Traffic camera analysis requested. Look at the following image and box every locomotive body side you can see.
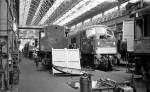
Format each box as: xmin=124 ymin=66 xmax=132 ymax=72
xmin=133 ymin=9 xmax=150 ymax=76
xmin=69 ymin=30 xmax=95 ymax=68
xmin=80 ymin=31 xmax=94 ymax=54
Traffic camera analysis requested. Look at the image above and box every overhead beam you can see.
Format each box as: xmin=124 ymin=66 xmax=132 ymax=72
xmin=18 ymin=26 xmax=43 ymax=29
xmin=18 ymin=38 xmax=37 ymax=39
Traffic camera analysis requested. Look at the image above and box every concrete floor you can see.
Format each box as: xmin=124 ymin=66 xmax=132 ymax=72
xmin=18 ymin=57 xmax=78 ymax=92
xmin=5 ymin=57 xmax=149 ymax=92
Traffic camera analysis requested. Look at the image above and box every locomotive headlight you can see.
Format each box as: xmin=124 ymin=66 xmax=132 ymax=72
xmin=113 ymin=42 xmax=116 ymax=46
xmin=98 ymin=42 xmax=100 ymax=45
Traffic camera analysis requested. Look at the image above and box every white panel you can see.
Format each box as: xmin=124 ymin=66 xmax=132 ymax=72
xmin=96 ymin=47 xmax=117 ymax=54
xmin=52 ymin=49 xmax=66 ymax=61
xmin=67 ymin=49 xmax=80 ymax=61
xmin=127 ymin=38 xmax=134 ymax=52
xmin=52 ymin=48 xmax=81 ymax=74
xmin=122 ymin=20 xmax=134 ymax=51
xmin=123 ymin=21 xmax=134 ymax=39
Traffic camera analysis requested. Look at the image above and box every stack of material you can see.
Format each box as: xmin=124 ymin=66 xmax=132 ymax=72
xmin=67 ymin=78 xmax=134 ymax=92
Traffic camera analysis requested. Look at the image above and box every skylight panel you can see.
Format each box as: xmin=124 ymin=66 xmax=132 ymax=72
xmin=31 ymin=0 xmax=44 ymax=25
xmin=92 ymin=13 xmax=102 ymax=20
xmin=104 ymin=6 xmax=118 ymax=15
xmin=39 ymin=0 xmax=65 ymax=25
xmin=129 ymin=0 xmax=140 ymax=3
xmin=120 ymin=2 xmax=128 ymax=9
xmin=19 ymin=0 xmax=32 ymax=26
xmin=53 ymin=0 xmax=89 ymax=25
xmin=77 ymin=22 xmax=82 ymax=27
xmin=32 ymin=0 xmax=54 ymax=25
xmin=53 ymin=0 xmax=116 ymax=26
xmin=84 ymin=18 xmax=91 ymax=24
xmin=19 ymin=0 xmax=26 ymax=26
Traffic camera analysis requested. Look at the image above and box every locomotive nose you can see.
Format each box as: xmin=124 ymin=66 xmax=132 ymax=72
xmin=95 ymin=47 xmax=101 ymax=55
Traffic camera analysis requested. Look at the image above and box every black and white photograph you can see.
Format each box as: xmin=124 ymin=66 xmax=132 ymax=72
xmin=0 ymin=0 xmax=150 ymax=92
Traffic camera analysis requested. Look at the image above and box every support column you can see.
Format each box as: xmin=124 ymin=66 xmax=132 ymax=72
xmin=0 ymin=0 xmax=8 ymax=90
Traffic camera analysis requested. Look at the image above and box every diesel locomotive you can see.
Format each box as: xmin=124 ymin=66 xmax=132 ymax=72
xmin=69 ymin=25 xmax=117 ymax=71
xmin=22 ymin=25 xmax=68 ymax=68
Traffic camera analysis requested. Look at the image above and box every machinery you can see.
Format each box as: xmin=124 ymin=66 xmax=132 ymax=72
xmin=69 ymin=25 xmax=117 ymax=71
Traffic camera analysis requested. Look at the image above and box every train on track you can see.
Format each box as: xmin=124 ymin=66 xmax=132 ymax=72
xmin=37 ymin=25 xmax=68 ymax=68
xmin=68 ymin=25 xmax=117 ymax=71
xmin=22 ymin=24 xmax=117 ymax=71
xmin=23 ymin=40 xmax=35 ymax=58
xmin=22 ymin=1 xmax=150 ymax=74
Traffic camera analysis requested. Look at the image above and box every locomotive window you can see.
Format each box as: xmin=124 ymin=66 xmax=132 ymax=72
xmin=144 ymin=15 xmax=150 ymax=37
xmin=99 ymin=35 xmax=107 ymax=39
xmin=99 ymin=30 xmax=113 ymax=39
xmin=106 ymin=30 xmax=114 ymax=39
xmin=107 ymin=30 xmax=113 ymax=36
